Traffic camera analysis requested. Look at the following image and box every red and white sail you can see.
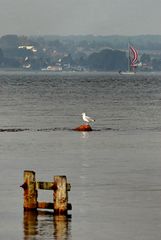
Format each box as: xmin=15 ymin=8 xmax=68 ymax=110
xmin=129 ymin=45 xmax=139 ymax=67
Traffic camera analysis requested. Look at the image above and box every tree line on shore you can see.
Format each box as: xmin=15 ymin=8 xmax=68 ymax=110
xmin=0 ymin=34 xmax=161 ymax=71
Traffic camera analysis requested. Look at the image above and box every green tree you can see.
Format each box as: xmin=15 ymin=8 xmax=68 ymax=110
xmin=0 ymin=35 xmax=19 ymax=48
xmin=87 ymin=49 xmax=127 ymax=71
xmin=0 ymin=48 xmax=4 ymax=64
xmin=140 ymin=53 xmax=151 ymax=64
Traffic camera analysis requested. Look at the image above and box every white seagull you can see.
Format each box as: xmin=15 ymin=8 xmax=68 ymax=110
xmin=81 ymin=112 xmax=95 ymax=124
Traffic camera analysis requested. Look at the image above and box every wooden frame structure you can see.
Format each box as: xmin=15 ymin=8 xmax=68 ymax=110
xmin=21 ymin=170 xmax=72 ymax=215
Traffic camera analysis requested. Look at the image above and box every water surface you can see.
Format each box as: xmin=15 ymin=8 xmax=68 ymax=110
xmin=0 ymin=71 xmax=161 ymax=240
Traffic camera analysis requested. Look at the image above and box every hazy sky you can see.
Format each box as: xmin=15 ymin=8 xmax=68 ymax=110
xmin=0 ymin=0 xmax=161 ymax=36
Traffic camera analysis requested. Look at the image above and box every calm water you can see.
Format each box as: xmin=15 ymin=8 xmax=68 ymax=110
xmin=0 ymin=71 xmax=161 ymax=240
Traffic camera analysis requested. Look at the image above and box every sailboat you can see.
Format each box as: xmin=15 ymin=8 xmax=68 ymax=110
xmin=119 ymin=44 xmax=139 ymax=75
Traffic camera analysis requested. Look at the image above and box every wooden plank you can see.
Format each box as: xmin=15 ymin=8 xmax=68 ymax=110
xmin=36 ymin=181 xmax=71 ymax=191
xmin=37 ymin=202 xmax=72 ymax=210
xmin=38 ymin=202 xmax=53 ymax=209
xmin=36 ymin=182 xmax=54 ymax=190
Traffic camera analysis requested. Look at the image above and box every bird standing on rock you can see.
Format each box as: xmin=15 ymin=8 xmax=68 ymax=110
xmin=81 ymin=113 xmax=95 ymax=124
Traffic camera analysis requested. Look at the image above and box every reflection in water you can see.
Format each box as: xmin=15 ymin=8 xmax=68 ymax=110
xmin=23 ymin=211 xmax=71 ymax=240
xmin=24 ymin=211 xmax=38 ymax=238
xmin=81 ymin=131 xmax=89 ymax=139
xmin=54 ymin=215 xmax=70 ymax=240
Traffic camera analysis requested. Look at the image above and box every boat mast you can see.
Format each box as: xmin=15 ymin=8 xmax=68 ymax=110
xmin=128 ymin=42 xmax=130 ymax=72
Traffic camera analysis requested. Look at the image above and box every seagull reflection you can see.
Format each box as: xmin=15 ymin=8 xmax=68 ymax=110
xmin=81 ymin=131 xmax=89 ymax=139
xmin=23 ymin=210 xmax=71 ymax=240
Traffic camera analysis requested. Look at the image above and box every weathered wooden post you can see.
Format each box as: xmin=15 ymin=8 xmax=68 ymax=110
xmin=21 ymin=170 xmax=38 ymax=210
xmin=54 ymin=176 xmax=68 ymax=215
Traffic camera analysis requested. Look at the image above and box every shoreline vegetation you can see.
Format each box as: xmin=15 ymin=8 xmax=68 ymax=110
xmin=0 ymin=34 xmax=161 ymax=72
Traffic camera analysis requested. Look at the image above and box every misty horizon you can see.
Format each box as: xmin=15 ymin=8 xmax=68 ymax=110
xmin=0 ymin=0 xmax=161 ymax=36
xmin=1 ymin=33 xmax=161 ymax=39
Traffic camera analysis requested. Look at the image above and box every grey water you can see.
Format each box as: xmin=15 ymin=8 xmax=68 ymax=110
xmin=0 ymin=71 xmax=161 ymax=240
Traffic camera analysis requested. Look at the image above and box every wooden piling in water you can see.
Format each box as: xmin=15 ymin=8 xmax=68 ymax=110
xmin=54 ymin=176 xmax=68 ymax=215
xmin=21 ymin=171 xmax=71 ymax=215
xmin=23 ymin=170 xmax=38 ymax=210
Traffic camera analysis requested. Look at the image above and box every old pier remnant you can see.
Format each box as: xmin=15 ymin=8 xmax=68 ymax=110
xmin=21 ymin=170 xmax=72 ymax=215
